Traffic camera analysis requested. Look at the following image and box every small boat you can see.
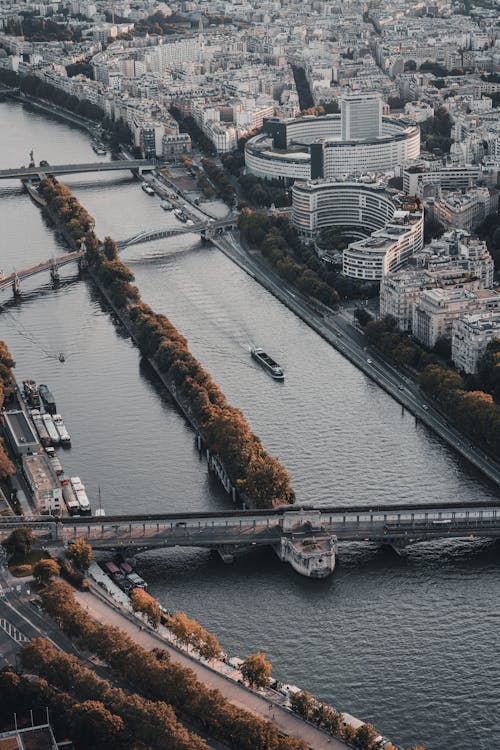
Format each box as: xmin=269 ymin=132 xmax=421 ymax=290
xmin=58 ymin=352 xmax=65 ymax=363
xmin=53 ymin=414 xmax=71 ymax=446
xmin=160 ymin=200 xmax=173 ymax=211
xmin=141 ymin=182 xmax=155 ymax=196
xmin=30 ymin=409 xmax=51 ymax=447
xmin=174 ymin=208 xmax=188 ymax=223
xmin=61 ymin=476 xmax=80 ymax=515
xmin=42 ymin=413 xmax=60 ymax=445
xmin=71 ymin=476 xmax=91 ymax=515
xmin=92 ymin=141 xmax=107 ymax=156
xmin=45 ymin=446 xmax=63 ymax=476
xmin=38 ymin=384 xmax=56 ymax=414
xmin=23 ymin=379 xmax=40 ymax=408
xmin=251 ymin=348 xmax=285 ymax=380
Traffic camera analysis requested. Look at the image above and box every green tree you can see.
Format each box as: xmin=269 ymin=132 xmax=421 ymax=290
xmin=33 ymin=558 xmax=60 ymax=585
xmin=67 ymin=539 xmax=93 ymax=570
xmin=240 ymin=652 xmax=272 ymax=688
xmin=2 ymin=527 xmax=35 ymax=558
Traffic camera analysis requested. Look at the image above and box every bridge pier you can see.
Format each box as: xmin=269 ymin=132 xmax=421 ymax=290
xmin=215 ymin=545 xmax=236 ymax=564
xmin=50 ymin=264 xmax=60 ymax=283
xmin=12 ymin=274 xmax=21 ymax=297
xmin=380 ymin=540 xmax=409 ymax=557
xmin=274 ymin=534 xmax=337 ymax=577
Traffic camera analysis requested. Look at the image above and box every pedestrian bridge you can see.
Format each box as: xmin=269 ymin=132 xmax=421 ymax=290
xmin=0 ymin=160 xmax=157 ymax=181
xmin=2 ymin=501 xmax=500 ymax=578
xmin=0 ymin=249 xmax=86 ymax=296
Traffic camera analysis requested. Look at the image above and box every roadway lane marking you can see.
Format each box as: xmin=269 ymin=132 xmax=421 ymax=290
xmin=0 ymin=598 xmax=61 ymax=650
xmin=0 ymin=617 xmax=29 ymax=644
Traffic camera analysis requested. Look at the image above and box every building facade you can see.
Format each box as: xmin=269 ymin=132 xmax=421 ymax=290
xmin=292 ymin=179 xmax=424 ymax=280
xmin=452 ymin=312 xmax=500 ymax=374
xmin=245 ymin=111 xmax=420 ymax=182
xmin=413 ymin=287 xmax=500 ymax=349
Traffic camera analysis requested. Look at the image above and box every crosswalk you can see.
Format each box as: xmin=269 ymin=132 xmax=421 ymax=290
xmin=0 ymin=617 xmax=29 ymax=644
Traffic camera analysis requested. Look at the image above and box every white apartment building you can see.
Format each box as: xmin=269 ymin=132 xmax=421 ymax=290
xmin=402 ymin=164 xmax=483 ymax=197
xmin=340 ymin=92 xmax=382 ymax=141
xmin=452 ymin=312 xmax=500 ymax=374
xmin=432 ymin=187 xmax=498 ymax=231
xmin=404 ymin=101 xmax=434 ymax=123
xmin=380 ymin=268 xmax=484 ymax=332
xmin=162 ymin=132 xmax=192 ymax=158
xmin=413 ymin=287 xmax=500 ymax=349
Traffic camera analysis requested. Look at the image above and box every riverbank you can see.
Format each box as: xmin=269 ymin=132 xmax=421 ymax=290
xmin=215 ymin=233 xmax=500 ymax=495
xmin=9 ymin=91 xmax=96 ymax=135
xmin=72 ymin=577 xmax=352 ymax=750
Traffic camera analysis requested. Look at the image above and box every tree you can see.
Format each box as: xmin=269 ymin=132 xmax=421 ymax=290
xmin=354 ymin=722 xmax=380 ymax=749
xmin=130 ymin=588 xmax=161 ymax=628
xmin=67 ymin=539 xmax=93 ymax=570
xmin=2 ymin=527 xmax=35 ymax=558
xmin=33 ymin=558 xmax=60 ymax=585
xmin=290 ymin=690 xmax=315 ymax=720
xmin=66 ymin=700 xmax=125 ymax=750
xmin=0 ymin=439 xmax=14 ymax=479
xmin=240 ymin=652 xmax=272 ymax=688
xmin=354 ymin=307 xmax=374 ymax=327
xmin=424 ymin=216 xmax=445 ymax=243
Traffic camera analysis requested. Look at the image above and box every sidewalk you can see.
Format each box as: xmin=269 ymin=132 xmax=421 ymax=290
xmin=73 ymin=586 xmax=348 ymax=750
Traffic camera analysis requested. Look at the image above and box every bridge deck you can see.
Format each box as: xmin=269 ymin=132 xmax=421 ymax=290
xmin=0 ymin=160 xmax=156 ymax=180
xmin=2 ymin=503 xmax=499 ymax=551
xmin=0 ymin=250 xmax=84 ymax=291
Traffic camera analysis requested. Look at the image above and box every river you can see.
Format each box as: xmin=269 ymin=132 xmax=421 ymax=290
xmin=0 ymin=99 xmax=499 ymax=750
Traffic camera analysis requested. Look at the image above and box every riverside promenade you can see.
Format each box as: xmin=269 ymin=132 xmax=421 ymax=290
xmin=73 ymin=584 xmax=348 ymax=750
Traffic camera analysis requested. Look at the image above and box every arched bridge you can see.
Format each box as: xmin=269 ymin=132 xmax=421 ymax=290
xmin=2 ymin=501 xmax=500 ymax=578
xmin=0 ymin=160 xmax=158 ymax=181
xmin=0 ymin=249 xmax=86 ymax=296
xmin=117 ymin=217 xmax=238 ymax=248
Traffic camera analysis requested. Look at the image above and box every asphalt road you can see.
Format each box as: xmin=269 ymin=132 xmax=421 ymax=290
xmin=214 ymin=232 xmax=500 ymax=495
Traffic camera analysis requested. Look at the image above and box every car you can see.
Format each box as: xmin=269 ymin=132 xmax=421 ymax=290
xmin=175 ymin=521 xmax=187 ymax=527
xmin=366 ymin=358 xmax=373 ymax=364
xmin=398 ymin=385 xmax=404 ymax=391
xmin=422 ymin=404 xmax=429 ymax=411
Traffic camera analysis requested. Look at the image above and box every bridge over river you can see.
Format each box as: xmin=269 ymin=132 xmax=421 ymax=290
xmin=2 ymin=502 xmax=499 ymax=578
xmin=0 ymin=159 xmax=157 ymax=181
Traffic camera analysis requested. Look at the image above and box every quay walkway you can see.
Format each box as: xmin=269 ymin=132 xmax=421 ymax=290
xmin=74 ymin=583 xmax=349 ymax=750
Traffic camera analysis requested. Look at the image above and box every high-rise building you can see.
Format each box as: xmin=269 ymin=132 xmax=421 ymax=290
xmin=340 ymin=92 xmax=382 ymax=141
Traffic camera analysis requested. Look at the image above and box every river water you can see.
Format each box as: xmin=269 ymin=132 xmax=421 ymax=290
xmin=1 ymin=100 xmax=499 ymax=750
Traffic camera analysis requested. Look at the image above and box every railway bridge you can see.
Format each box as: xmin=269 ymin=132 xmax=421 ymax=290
xmin=1 ymin=501 xmax=500 ymax=578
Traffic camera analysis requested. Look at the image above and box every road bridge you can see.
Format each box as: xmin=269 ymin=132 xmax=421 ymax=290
xmin=0 ymin=160 xmax=157 ymax=181
xmin=0 ymin=248 xmax=87 ymax=297
xmin=2 ymin=501 xmax=500 ymax=577
xmin=117 ymin=217 xmax=238 ymax=248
